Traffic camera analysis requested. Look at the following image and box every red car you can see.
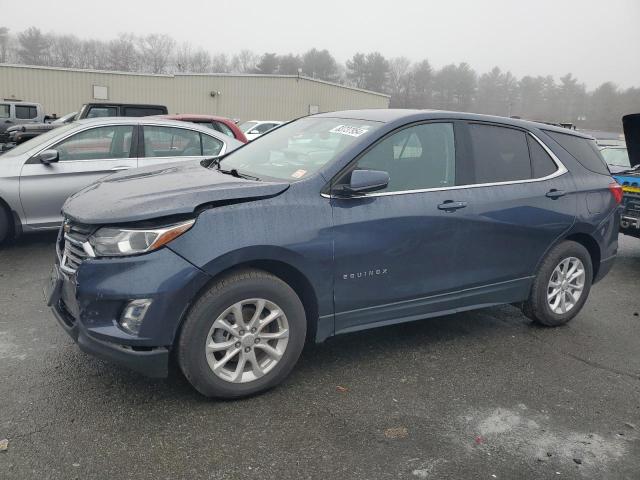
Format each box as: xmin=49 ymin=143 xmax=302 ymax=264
xmin=155 ymin=114 xmax=248 ymax=143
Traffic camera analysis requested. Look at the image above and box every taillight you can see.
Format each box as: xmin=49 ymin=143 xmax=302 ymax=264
xmin=609 ymin=182 xmax=623 ymax=204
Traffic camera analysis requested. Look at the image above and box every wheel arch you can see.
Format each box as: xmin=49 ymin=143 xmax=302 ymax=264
xmin=173 ymin=250 xmax=322 ymax=348
xmin=563 ymin=232 xmax=601 ymax=280
xmin=0 ymin=196 xmax=17 ymax=241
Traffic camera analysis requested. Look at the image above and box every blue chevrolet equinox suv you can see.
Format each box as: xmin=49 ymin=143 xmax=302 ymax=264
xmin=46 ymin=110 xmax=622 ymax=398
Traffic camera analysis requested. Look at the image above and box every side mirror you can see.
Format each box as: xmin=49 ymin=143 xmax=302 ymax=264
xmin=341 ymin=169 xmax=389 ymax=195
xmin=38 ymin=149 xmax=59 ymax=165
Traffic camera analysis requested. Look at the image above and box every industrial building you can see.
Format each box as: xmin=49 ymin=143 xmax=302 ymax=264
xmin=0 ymin=64 xmax=390 ymax=120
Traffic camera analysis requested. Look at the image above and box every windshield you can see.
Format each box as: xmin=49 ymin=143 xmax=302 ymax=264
xmin=53 ymin=112 xmax=78 ymax=124
xmin=217 ymin=117 xmax=382 ymax=181
xmin=600 ymin=147 xmax=631 ymax=168
xmin=239 ymin=121 xmax=258 ymax=133
xmin=2 ymin=123 xmax=78 ymax=157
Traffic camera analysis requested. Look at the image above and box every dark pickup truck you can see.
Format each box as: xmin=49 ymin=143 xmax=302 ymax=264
xmin=77 ymin=102 xmax=168 ymax=119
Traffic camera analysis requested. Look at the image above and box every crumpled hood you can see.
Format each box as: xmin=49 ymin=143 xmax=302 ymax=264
xmin=62 ymin=160 xmax=290 ymax=224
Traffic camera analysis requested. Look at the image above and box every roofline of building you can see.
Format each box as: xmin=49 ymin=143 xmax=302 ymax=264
xmin=0 ymin=63 xmax=391 ymax=99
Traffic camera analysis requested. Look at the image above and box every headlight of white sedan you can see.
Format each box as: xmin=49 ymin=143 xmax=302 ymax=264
xmin=89 ymin=219 xmax=195 ymax=257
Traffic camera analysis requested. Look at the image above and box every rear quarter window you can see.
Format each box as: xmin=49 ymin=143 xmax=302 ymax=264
xmin=545 ymin=131 xmax=609 ymax=175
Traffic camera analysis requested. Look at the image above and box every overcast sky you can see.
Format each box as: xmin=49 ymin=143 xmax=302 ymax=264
xmin=2 ymin=0 xmax=639 ymax=89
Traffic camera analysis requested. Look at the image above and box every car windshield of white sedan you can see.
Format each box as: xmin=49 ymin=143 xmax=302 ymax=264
xmin=2 ymin=123 xmax=78 ymax=157
xmin=239 ymin=121 xmax=258 ymax=133
xmin=600 ymin=147 xmax=631 ymax=167
xmin=218 ymin=117 xmax=381 ymax=181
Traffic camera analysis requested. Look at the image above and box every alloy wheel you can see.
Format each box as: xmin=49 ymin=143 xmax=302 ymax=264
xmin=205 ymin=298 xmax=289 ymax=383
xmin=547 ymin=257 xmax=585 ymax=315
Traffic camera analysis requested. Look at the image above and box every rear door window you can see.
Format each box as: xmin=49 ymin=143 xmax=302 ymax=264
xmin=0 ymin=104 xmax=9 ymax=118
xmin=544 ymin=130 xmax=609 ymax=175
xmin=143 ymin=126 xmax=202 ymax=157
xmin=469 ymin=124 xmax=531 ymax=183
xmin=527 ymin=135 xmax=558 ymax=178
xmin=15 ymin=105 xmax=38 ymax=120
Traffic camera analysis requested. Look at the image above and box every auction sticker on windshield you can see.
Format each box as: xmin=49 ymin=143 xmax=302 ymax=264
xmin=329 ymin=125 xmax=370 ymax=137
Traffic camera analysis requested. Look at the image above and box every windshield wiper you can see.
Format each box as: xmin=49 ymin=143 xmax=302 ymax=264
xmin=217 ymin=167 xmax=261 ymax=181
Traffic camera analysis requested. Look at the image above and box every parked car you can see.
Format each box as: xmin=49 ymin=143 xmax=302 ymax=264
xmin=600 ymin=145 xmax=631 ymax=174
xmin=0 ymin=117 xmax=241 ymax=243
xmin=76 ymin=103 xmax=168 ymax=119
xmin=46 ymin=110 xmax=621 ymax=399
xmin=239 ymin=120 xmax=283 ymax=140
xmin=156 ymin=114 xmax=248 ymax=143
xmin=614 ymin=113 xmax=640 ymax=238
xmin=6 ymin=111 xmax=78 ymax=145
xmin=0 ymin=101 xmax=45 ymax=142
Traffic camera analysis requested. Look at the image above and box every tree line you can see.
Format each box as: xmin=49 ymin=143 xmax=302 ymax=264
xmin=1 ymin=26 xmax=638 ymax=132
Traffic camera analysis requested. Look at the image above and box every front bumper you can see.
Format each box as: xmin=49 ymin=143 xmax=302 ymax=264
xmin=49 ymin=246 xmax=211 ymax=378
xmin=52 ymin=299 xmax=170 ymax=377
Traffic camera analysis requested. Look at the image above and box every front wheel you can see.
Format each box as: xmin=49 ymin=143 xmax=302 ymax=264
xmin=0 ymin=206 xmax=11 ymax=245
xmin=177 ymin=269 xmax=306 ymax=398
xmin=522 ymin=241 xmax=593 ymax=327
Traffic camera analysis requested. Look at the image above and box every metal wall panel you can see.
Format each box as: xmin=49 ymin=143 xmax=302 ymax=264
xmin=0 ymin=65 xmax=389 ymax=120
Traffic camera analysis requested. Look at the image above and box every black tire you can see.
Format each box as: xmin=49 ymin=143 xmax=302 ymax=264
xmin=0 ymin=205 xmax=11 ymax=245
xmin=177 ymin=269 xmax=306 ymax=398
xmin=522 ymin=240 xmax=593 ymax=327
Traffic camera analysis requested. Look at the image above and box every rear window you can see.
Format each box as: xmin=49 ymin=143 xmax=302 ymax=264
xmin=123 ymin=107 xmax=166 ymax=117
xmin=545 ymin=131 xmax=609 ymax=175
xmin=469 ymin=124 xmax=531 ymax=183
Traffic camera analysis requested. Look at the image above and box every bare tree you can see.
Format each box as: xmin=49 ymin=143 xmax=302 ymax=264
xmin=210 ymin=53 xmax=229 ymax=73
xmin=49 ymin=35 xmax=84 ymax=68
xmin=387 ymin=57 xmax=412 ymax=107
xmin=107 ymin=35 xmax=139 ymax=72
xmin=138 ymin=34 xmax=175 ymax=74
xmin=0 ymin=27 xmax=9 ymax=63
xmin=231 ymin=50 xmax=258 ymax=73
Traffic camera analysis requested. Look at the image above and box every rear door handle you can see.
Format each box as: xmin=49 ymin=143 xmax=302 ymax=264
xmin=546 ymin=189 xmax=566 ymax=199
xmin=438 ymin=200 xmax=468 ymax=211
xmin=110 ymin=166 xmax=130 ymax=171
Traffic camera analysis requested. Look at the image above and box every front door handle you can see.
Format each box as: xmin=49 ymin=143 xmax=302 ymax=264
xmin=110 ymin=166 xmax=131 ymax=171
xmin=546 ymin=189 xmax=566 ymax=199
xmin=438 ymin=200 xmax=468 ymax=211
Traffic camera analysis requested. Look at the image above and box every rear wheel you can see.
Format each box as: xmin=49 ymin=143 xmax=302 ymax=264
xmin=522 ymin=241 xmax=593 ymax=326
xmin=178 ymin=269 xmax=306 ymax=398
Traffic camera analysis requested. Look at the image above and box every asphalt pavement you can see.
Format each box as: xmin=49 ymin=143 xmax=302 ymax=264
xmin=0 ymin=232 xmax=639 ymax=479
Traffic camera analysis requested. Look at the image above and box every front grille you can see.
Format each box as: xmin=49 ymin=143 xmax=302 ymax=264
xmin=58 ymin=221 xmax=95 ymax=275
